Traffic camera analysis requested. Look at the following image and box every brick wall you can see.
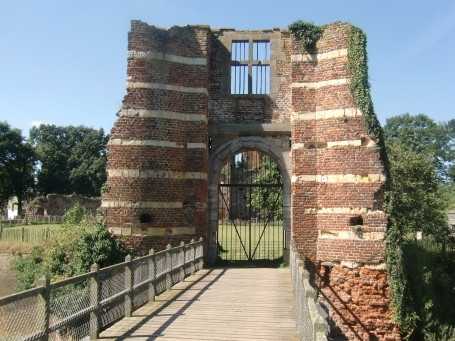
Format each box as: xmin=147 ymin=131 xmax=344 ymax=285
xmin=104 ymin=20 xmax=398 ymax=340
xmin=102 ymin=21 xmax=210 ymax=246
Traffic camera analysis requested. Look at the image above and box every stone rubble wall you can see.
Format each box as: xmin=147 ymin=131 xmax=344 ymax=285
xmin=26 ymin=194 xmax=101 ymax=216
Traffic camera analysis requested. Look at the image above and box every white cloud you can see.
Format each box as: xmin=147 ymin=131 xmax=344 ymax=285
xmin=29 ymin=120 xmax=45 ymax=127
xmin=408 ymin=4 xmax=455 ymax=55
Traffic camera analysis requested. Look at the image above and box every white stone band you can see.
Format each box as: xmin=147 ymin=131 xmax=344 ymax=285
xmin=127 ymin=50 xmax=207 ymax=66
xmin=118 ymin=109 xmax=207 ymax=122
xmin=291 ymin=174 xmax=385 ymax=183
xmin=126 ymin=82 xmax=208 ymax=94
xmin=291 ymin=108 xmax=362 ymax=122
xmin=109 ymin=226 xmax=196 ymax=236
xmin=291 ymin=48 xmax=347 ymax=62
xmin=108 ymin=139 xmax=206 ymax=149
xmin=101 ymin=201 xmax=207 ymax=209
xmin=107 ymin=169 xmax=207 ymax=180
xmin=319 ymin=230 xmax=385 ymax=240
xmin=292 ymin=139 xmax=376 ymax=149
xmin=292 ymin=78 xmax=347 ymax=89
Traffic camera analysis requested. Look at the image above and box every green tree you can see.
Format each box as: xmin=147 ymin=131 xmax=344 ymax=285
xmin=0 ymin=122 xmax=36 ymax=213
xmin=250 ymin=154 xmax=283 ymax=220
xmin=29 ymin=124 xmax=108 ymax=197
xmin=383 ymin=118 xmax=454 ymax=339
xmin=11 ymin=203 xmax=126 ymax=291
xmin=383 ymin=114 xmax=455 ymax=183
xmin=385 ymin=143 xmax=450 ymax=240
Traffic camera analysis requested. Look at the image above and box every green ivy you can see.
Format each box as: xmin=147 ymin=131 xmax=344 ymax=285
xmin=346 ymin=25 xmax=387 ymax=158
xmin=288 ymin=20 xmax=324 ymax=48
xmin=345 ymin=25 xmax=420 ymax=339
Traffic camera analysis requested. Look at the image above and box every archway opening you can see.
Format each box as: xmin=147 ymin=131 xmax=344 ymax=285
xmin=216 ymin=150 xmax=285 ymax=266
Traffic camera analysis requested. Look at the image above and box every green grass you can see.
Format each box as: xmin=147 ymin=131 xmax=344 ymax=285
xmin=0 ymin=225 xmax=62 ymax=243
xmin=217 ymin=220 xmax=284 ymax=262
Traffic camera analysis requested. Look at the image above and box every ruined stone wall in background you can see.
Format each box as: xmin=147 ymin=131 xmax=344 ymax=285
xmin=26 ymin=194 xmax=100 ymax=216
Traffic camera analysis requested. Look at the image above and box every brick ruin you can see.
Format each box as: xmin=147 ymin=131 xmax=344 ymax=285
xmin=26 ymin=194 xmax=101 ymax=217
xmin=102 ymin=20 xmax=401 ymax=340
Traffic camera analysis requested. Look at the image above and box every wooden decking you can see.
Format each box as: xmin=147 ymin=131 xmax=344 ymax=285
xmin=98 ymin=267 xmax=298 ymax=340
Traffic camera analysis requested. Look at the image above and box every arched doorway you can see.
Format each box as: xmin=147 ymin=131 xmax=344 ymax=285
xmin=218 ymin=150 xmax=283 ymax=262
xmin=206 ymin=137 xmax=291 ymax=265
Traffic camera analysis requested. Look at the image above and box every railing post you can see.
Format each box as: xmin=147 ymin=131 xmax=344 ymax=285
xmin=125 ymin=254 xmax=133 ymax=317
xmin=190 ymin=239 xmax=195 ymax=276
xmin=198 ymin=237 xmax=203 ymax=269
xmin=148 ymin=249 xmax=156 ymax=302
xmin=37 ymin=276 xmax=50 ymax=341
xmin=180 ymin=241 xmax=185 ymax=282
xmin=165 ymin=244 xmax=172 ymax=290
xmin=90 ymin=263 xmax=100 ymax=340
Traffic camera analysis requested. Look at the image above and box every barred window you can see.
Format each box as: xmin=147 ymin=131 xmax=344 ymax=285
xmin=231 ymin=40 xmax=270 ymax=95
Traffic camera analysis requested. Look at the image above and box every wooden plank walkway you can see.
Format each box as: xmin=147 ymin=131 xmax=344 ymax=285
xmin=98 ymin=267 xmax=298 ymax=340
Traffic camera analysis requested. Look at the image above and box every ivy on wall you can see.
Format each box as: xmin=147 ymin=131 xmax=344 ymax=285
xmin=346 ymin=24 xmax=416 ymax=338
xmin=345 ymin=25 xmax=387 ymax=161
xmin=288 ymin=20 xmax=324 ymax=48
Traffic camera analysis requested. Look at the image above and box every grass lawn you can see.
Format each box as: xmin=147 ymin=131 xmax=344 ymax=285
xmin=217 ymin=220 xmax=284 ymax=262
xmin=0 ymin=224 xmax=62 ymax=247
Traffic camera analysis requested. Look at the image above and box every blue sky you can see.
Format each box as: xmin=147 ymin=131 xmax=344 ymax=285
xmin=1 ymin=0 xmax=454 ymax=137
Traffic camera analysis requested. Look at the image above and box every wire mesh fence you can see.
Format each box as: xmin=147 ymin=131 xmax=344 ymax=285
xmin=290 ymin=240 xmax=328 ymax=341
xmin=0 ymin=238 xmax=204 ymax=341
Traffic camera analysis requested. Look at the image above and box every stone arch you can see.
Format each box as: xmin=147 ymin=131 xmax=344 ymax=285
xmin=206 ymin=136 xmax=291 ymax=264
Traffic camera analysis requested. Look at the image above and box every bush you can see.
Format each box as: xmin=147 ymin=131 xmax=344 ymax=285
xmin=11 ymin=204 xmax=126 ymax=290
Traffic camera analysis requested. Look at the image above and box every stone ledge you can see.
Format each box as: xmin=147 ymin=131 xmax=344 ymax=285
xmin=208 ymin=123 xmax=291 ymax=136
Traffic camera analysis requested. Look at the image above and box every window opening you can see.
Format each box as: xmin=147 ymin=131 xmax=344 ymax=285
xmin=253 ymin=41 xmax=270 ymax=60
xmin=231 ymin=40 xmax=270 ymax=95
xmin=231 ymin=41 xmax=249 ymax=61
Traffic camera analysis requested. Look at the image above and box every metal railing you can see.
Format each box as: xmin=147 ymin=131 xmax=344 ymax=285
xmin=290 ymin=240 xmax=328 ymax=341
xmin=0 ymin=238 xmax=204 ymax=341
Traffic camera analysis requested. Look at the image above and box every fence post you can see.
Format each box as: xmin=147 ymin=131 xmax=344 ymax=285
xmin=165 ymin=244 xmax=172 ymax=290
xmin=198 ymin=237 xmax=203 ymax=269
xmin=190 ymin=239 xmax=195 ymax=276
xmin=148 ymin=249 xmax=156 ymax=302
xmin=179 ymin=240 xmax=185 ymax=282
xmin=37 ymin=276 xmax=50 ymax=341
xmin=21 ymin=227 xmax=25 ymax=242
xmin=125 ymin=255 xmax=133 ymax=318
xmin=90 ymin=263 xmax=100 ymax=340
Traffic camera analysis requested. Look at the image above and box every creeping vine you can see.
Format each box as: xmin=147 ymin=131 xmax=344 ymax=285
xmin=346 ymin=24 xmax=417 ymax=338
xmin=288 ymin=20 xmax=324 ymax=48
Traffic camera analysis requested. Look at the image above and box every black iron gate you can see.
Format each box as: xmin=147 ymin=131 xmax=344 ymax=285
xmin=217 ymin=151 xmax=284 ymax=262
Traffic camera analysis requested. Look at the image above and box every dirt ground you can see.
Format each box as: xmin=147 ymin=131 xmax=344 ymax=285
xmin=0 ymin=251 xmax=21 ymax=298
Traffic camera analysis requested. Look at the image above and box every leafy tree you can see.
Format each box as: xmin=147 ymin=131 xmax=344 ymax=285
xmin=250 ymin=154 xmax=283 ymax=220
xmin=385 ymin=143 xmax=450 ymax=240
xmin=383 ymin=116 xmax=454 ymax=339
xmin=29 ymin=124 xmax=108 ymax=197
xmin=383 ymin=114 xmax=455 ymax=183
xmin=11 ymin=204 xmax=126 ymax=291
xmin=0 ymin=122 xmax=36 ymax=213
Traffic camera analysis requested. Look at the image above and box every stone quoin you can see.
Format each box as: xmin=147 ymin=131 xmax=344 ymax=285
xmin=102 ymin=20 xmax=400 ymax=340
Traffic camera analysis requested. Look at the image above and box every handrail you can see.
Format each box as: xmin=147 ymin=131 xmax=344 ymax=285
xmin=290 ymin=240 xmax=329 ymax=341
xmin=0 ymin=238 xmax=204 ymax=341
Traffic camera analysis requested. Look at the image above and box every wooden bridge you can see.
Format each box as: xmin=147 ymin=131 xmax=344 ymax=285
xmin=0 ymin=240 xmax=328 ymax=341
xmin=98 ymin=267 xmax=298 ymax=341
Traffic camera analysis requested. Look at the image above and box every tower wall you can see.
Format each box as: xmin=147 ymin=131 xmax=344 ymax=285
xmin=102 ymin=21 xmax=210 ymax=253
